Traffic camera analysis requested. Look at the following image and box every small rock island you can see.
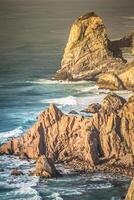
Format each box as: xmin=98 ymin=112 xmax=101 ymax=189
xmin=54 ymin=12 xmax=134 ymax=91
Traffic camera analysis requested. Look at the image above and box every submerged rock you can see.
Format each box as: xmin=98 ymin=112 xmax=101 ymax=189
xmin=54 ymin=11 xmax=134 ymax=91
xmin=0 ymin=94 xmax=134 ymax=175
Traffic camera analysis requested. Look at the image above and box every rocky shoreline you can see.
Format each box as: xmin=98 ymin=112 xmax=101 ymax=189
xmin=0 ymin=93 xmax=134 ymax=179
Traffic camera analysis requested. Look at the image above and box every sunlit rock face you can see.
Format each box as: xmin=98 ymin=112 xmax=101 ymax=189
xmin=54 ymin=12 xmax=125 ymax=81
xmin=125 ymin=179 xmax=134 ymax=200
xmin=97 ymin=62 xmax=134 ymax=91
xmin=0 ymin=93 xmax=134 ymax=175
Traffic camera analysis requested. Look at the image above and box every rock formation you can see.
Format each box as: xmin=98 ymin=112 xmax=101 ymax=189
xmin=125 ymin=179 xmax=134 ymax=200
xmin=97 ymin=63 xmax=134 ymax=91
xmin=0 ymin=93 xmax=134 ymax=175
xmin=82 ymin=103 xmax=101 ymax=113
xmin=54 ymin=12 xmax=126 ymax=81
xmin=54 ymin=12 xmax=134 ymax=91
xmin=33 ymin=155 xmax=59 ymax=178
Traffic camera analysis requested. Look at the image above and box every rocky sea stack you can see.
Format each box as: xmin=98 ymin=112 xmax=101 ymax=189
xmin=54 ymin=12 xmax=134 ymax=91
xmin=0 ymin=93 xmax=134 ymax=177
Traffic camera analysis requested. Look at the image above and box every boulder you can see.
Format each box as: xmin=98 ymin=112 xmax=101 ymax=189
xmin=54 ymin=12 xmax=125 ymax=81
xmin=34 ymin=155 xmax=59 ymax=178
xmin=11 ymin=168 xmax=23 ymax=176
xmin=82 ymin=103 xmax=101 ymax=113
xmin=97 ymin=73 xmax=125 ymax=90
xmin=125 ymin=179 xmax=134 ymax=200
xmin=97 ymin=64 xmax=134 ymax=91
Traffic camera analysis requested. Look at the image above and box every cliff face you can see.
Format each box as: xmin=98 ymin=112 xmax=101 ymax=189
xmin=0 ymin=93 xmax=134 ymax=174
xmin=54 ymin=12 xmax=134 ymax=91
xmin=125 ymin=179 xmax=134 ymax=200
xmin=54 ymin=12 xmax=125 ymax=81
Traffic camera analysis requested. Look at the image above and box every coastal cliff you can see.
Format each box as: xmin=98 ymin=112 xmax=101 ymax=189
xmin=54 ymin=12 xmax=134 ymax=91
xmin=0 ymin=93 xmax=134 ymax=176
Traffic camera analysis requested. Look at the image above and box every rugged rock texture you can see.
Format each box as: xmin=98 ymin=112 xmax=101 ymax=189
xmin=125 ymin=179 xmax=134 ymax=200
xmin=82 ymin=103 xmax=101 ymax=113
xmin=54 ymin=12 xmax=125 ymax=81
xmin=54 ymin=12 xmax=134 ymax=91
xmin=0 ymin=93 xmax=134 ymax=174
xmin=97 ymin=64 xmax=134 ymax=91
xmin=33 ymin=155 xmax=59 ymax=178
xmin=97 ymin=73 xmax=125 ymax=90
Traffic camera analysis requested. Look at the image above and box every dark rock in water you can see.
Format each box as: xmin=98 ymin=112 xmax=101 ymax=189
xmin=11 ymin=168 xmax=23 ymax=176
xmin=0 ymin=168 xmax=4 ymax=172
xmin=82 ymin=103 xmax=101 ymax=113
xmin=33 ymin=155 xmax=60 ymax=178
xmin=68 ymin=110 xmax=78 ymax=115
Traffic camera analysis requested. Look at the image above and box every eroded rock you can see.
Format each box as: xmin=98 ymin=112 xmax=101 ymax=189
xmin=33 ymin=155 xmax=59 ymax=178
xmin=54 ymin=12 xmax=125 ymax=81
xmin=0 ymin=94 xmax=134 ymax=175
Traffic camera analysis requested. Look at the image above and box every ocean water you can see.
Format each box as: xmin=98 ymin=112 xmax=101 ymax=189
xmin=0 ymin=0 xmax=134 ymax=199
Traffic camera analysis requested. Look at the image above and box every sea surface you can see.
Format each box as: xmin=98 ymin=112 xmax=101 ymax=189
xmin=0 ymin=0 xmax=134 ymax=199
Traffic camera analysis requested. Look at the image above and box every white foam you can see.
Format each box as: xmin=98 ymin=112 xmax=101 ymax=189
xmin=26 ymin=78 xmax=88 ymax=85
xmin=50 ymin=192 xmax=63 ymax=200
xmin=41 ymin=96 xmax=78 ymax=106
xmin=0 ymin=126 xmax=24 ymax=143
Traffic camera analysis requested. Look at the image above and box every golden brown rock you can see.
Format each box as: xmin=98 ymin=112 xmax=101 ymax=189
xmin=0 ymin=94 xmax=134 ymax=174
xmin=54 ymin=12 xmax=125 ymax=81
xmin=34 ymin=155 xmax=59 ymax=178
xmin=125 ymin=179 xmax=134 ymax=200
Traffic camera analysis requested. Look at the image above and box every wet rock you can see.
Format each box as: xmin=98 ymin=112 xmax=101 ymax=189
xmin=0 ymin=168 xmax=4 ymax=172
xmin=33 ymin=155 xmax=60 ymax=178
xmin=82 ymin=103 xmax=101 ymax=113
xmin=11 ymin=168 xmax=23 ymax=176
xmin=68 ymin=110 xmax=78 ymax=115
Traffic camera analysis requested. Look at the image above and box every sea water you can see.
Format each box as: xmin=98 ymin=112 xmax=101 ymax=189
xmin=0 ymin=0 xmax=134 ymax=199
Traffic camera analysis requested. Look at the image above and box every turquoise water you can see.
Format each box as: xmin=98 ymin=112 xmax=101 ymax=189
xmin=0 ymin=0 xmax=134 ymax=199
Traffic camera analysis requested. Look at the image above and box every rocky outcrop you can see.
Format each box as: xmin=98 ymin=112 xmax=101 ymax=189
xmin=125 ymin=179 xmax=134 ymax=200
xmin=82 ymin=103 xmax=101 ymax=113
xmin=110 ymin=31 xmax=134 ymax=57
xmin=54 ymin=12 xmax=125 ymax=81
xmin=33 ymin=155 xmax=59 ymax=178
xmin=97 ymin=63 xmax=134 ymax=91
xmin=54 ymin=12 xmax=134 ymax=91
xmin=0 ymin=94 xmax=134 ymax=175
